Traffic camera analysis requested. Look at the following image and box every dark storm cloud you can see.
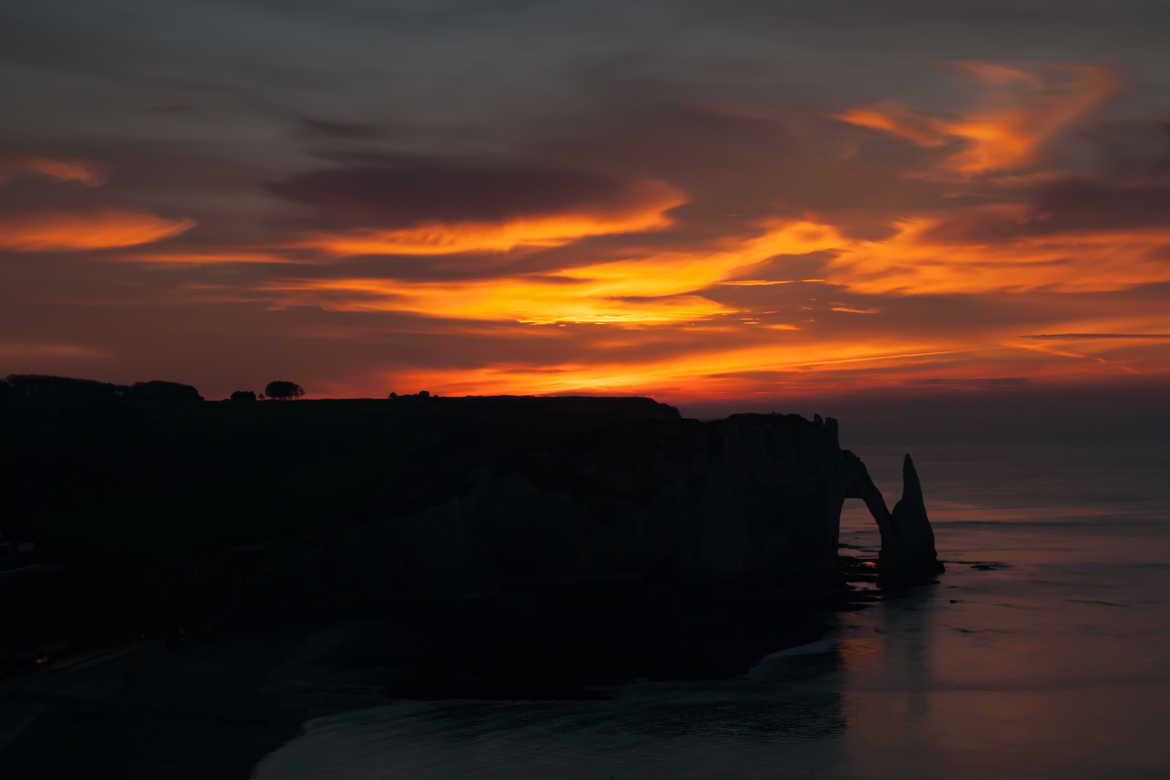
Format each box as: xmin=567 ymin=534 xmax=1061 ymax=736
xmin=269 ymin=155 xmax=668 ymax=230
xmin=298 ymin=118 xmax=381 ymax=140
xmin=925 ymin=178 xmax=1170 ymax=244
xmin=1026 ymin=178 xmax=1170 ymax=233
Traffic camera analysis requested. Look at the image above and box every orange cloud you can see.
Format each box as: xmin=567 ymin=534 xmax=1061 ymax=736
xmin=995 ymin=316 xmax=1170 ymax=376
xmin=262 ymin=220 xmax=845 ymax=325
xmin=831 ymin=104 xmax=948 ymax=148
xmin=822 ymin=217 xmax=1170 ymax=295
xmin=656 ymin=212 xmax=1170 ymax=297
xmin=719 ymin=279 xmax=801 ymax=287
xmin=264 ymin=277 xmax=732 ymax=325
xmin=0 ymin=209 xmax=195 ymax=251
xmin=833 ymin=62 xmax=1118 ymax=175
xmin=0 ymin=153 xmax=106 ymax=186
xmin=295 ymin=180 xmax=685 ymax=256
xmin=24 ymin=157 xmax=106 ymax=186
xmin=950 ymin=61 xmax=1045 ymax=87
xmin=555 ymin=221 xmax=843 ymax=297
xmin=264 ymin=200 xmax=1170 ymax=329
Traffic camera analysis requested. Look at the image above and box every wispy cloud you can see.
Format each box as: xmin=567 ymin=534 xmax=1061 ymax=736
xmin=0 ymin=342 xmax=109 ymax=359
xmin=833 ymin=62 xmax=1118 ymax=175
xmin=0 ymin=152 xmax=107 ymax=187
xmin=0 ymin=209 xmax=194 ymax=251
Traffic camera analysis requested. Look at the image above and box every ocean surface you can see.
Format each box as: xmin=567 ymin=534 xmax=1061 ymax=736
xmin=252 ymin=438 xmax=1170 ymax=779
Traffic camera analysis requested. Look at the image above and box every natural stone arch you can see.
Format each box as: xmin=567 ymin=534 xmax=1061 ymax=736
xmin=842 ymin=450 xmax=943 ymax=583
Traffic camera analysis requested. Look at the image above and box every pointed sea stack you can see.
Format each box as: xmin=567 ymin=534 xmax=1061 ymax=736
xmin=881 ymin=454 xmax=944 ymax=583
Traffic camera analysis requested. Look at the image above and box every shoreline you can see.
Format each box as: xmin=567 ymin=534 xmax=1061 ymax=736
xmin=1 ymin=631 xmax=308 ymax=780
xmin=0 ymin=553 xmax=894 ymax=779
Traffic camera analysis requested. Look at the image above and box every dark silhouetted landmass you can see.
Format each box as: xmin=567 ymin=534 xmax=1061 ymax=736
xmin=2 ymin=377 xmax=938 ymax=657
xmin=6 ymin=374 xmax=202 ymax=404
xmin=7 ymin=373 xmax=128 ymax=403
xmin=0 ymin=375 xmax=940 ymax=777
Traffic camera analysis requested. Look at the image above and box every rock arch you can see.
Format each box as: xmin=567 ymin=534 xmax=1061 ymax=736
xmin=842 ymin=450 xmax=943 ymax=583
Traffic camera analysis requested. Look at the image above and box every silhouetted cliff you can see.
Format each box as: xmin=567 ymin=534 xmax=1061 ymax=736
xmin=1 ymin=385 xmax=940 ymax=666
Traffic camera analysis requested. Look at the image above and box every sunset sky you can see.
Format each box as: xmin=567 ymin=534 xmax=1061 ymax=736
xmin=5 ymin=1 xmax=1170 ymax=414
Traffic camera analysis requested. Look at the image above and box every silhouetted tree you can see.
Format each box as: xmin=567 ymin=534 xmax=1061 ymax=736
xmin=230 ymin=390 xmax=257 ymax=402
xmin=265 ymin=380 xmax=304 ymax=400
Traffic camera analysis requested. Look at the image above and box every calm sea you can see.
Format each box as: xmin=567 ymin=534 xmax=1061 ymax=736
xmin=253 ymin=438 xmax=1170 ymax=779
